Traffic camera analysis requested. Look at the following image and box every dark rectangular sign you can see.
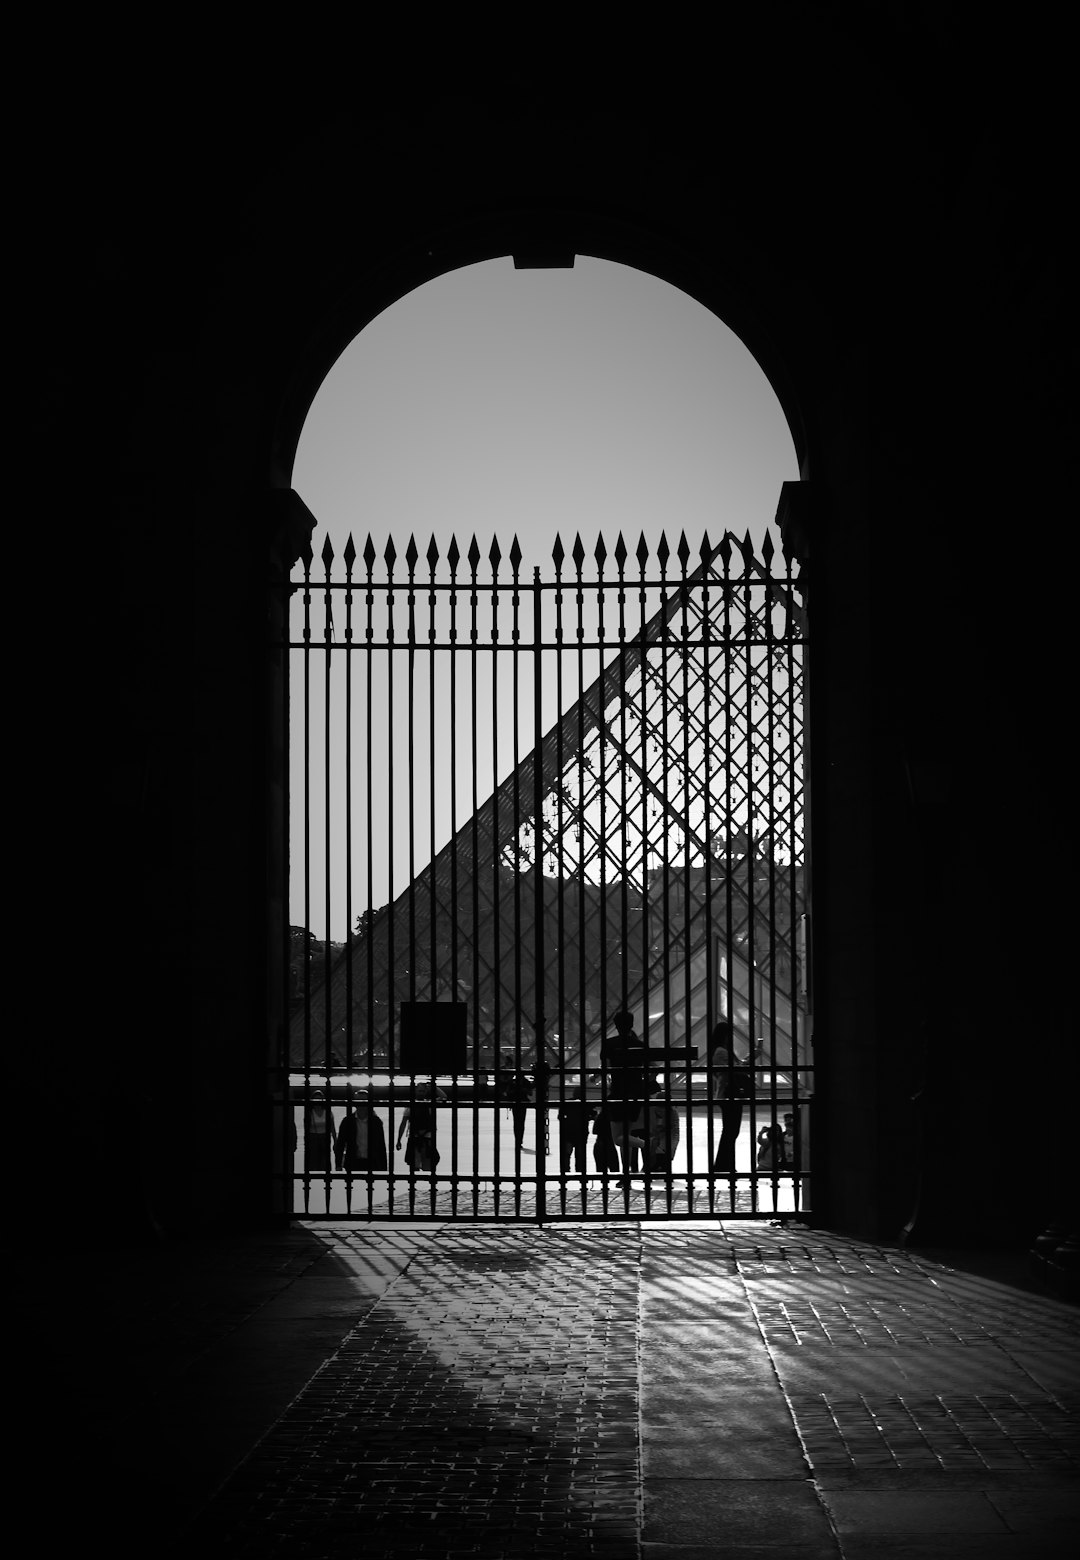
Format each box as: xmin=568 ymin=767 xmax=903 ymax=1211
xmin=399 ymin=1001 xmax=468 ymax=1074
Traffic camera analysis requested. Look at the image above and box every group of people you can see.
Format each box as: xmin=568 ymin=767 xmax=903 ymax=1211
xmin=300 ymin=1015 xmax=799 ymax=1178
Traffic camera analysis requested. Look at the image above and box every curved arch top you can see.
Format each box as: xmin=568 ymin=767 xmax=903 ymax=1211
xmin=270 ymin=205 xmax=812 ymax=490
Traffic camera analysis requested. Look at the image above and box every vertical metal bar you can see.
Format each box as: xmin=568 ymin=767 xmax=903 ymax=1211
xmin=616 ymin=540 xmax=634 ymax=1208
xmin=343 ymin=536 xmax=355 ymax=1217
xmin=533 ymin=566 xmax=547 ymax=1225
xmin=700 ymin=534 xmax=715 ymax=1221
xmin=322 ymin=537 xmax=334 ymax=1215
xmin=300 ymin=543 xmax=312 ymax=1215
xmin=573 ymin=538 xmax=596 ymax=1211
xmin=489 ymin=541 xmax=503 ymax=1214
xmin=656 ymin=534 xmax=674 ymax=1215
xmin=510 ymin=540 xmax=524 ymax=1212
xmin=384 ymin=540 xmax=403 ymax=1213
xmin=464 ymin=542 xmax=482 ymax=1215
xmin=280 ymin=551 xmax=294 ymax=1219
xmin=764 ymin=537 xmax=782 ymax=1217
xmin=552 ymin=540 xmax=572 ymax=1213
xmin=785 ymin=539 xmax=805 ymax=1210
xmin=742 ymin=533 xmax=758 ymax=1217
xmin=364 ymin=539 xmax=376 ymax=1214
xmin=637 ymin=537 xmax=654 ymax=1211
xmin=718 ymin=533 xmax=735 ymax=1215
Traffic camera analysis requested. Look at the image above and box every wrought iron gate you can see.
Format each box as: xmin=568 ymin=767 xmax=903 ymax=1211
xmin=275 ymin=525 xmax=810 ymax=1220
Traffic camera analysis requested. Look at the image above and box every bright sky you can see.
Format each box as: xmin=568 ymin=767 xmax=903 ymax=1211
xmin=291 ymin=257 xmax=799 ymax=940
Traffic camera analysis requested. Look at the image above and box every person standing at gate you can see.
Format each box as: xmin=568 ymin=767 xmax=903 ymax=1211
xmin=602 ymin=1011 xmax=650 ymax=1172
xmin=304 ymin=1088 xmax=336 ymax=1174
xmin=557 ymin=1085 xmax=592 ymax=1173
xmin=708 ymin=1021 xmax=752 ymax=1173
xmin=396 ymin=1084 xmax=445 ymax=1173
xmin=756 ymin=1122 xmax=784 ymax=1170
xmin=782 ymin=1111 xmax=798 ymax=1170
xmin=644 ymin=1080 xmax=681 ymax=1173
xmin=336 ymin=1090 xmax=387 ymax=1173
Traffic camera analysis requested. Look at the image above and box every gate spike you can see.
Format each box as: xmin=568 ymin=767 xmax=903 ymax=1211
xmin=594 ymin=533 xmax=608 ymax=568
xmin=571 ymin=533 xmax=586 ymax=571
xmin=636 ymin=533 xmax=650 ymax=569
xmin=718 ymin=532 xmax=732 ymax=567
xmin=761 ymin=530 xmax=775 ymax=567
xmin=488 ymin=536 xmax=502 ymax=570
xmin=614 ymin=532 xmax=628 ymax=570
xmin=384 ymin=536 xmax=397 ymax=568
xmin=551 ymin=533 xmax=565 ymax=569
xmin=447 ymin=534 xmax=461 ymax=572
xmin=343 ymin=534 xmax=357 ymax=572
xmin=699 ymin=531 xmax=713 ymax=568
xmin=509 ymin=535 xmax=523 ymax=573
xmin=363 ymin=534 xmax=377 ymax=570
xmin=741 ymin=529 xmax=754 ymax=570
xmin=677 ymin=531 xmax=691 ymax=570
xmin=426 ymin=534 xmax=440 ymax=570
xmin=321 ymin=533 xmax=335 ymax=568
xmin=657 ymin=531 xmax=670 ymax=569
xmin=405 ymin=534 xmax=419 ymax=572
xmin=467 ymin=535 xmax=481 ymax=572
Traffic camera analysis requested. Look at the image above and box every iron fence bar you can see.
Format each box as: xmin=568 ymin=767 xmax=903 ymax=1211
xmin=784 ymin=537 xmax=806 ymax=1208
xmin=488 ymin=540 xmax=505 ymax=1213
xmin=552 ymin=543 xmax=574 ymax=1213
xmin=363 ymin=542 xmax=377 ymax=1213
xmin=279 ymin=561 xmax=293 ymax=1216
xmin=343 ymin=538 xmax=355 ymax=1086
xmin=533 ymin=567 xmax=547 ymax=1224
xmin=678 ymin=537 xmax=694 ymax=1219
xmin=300 ymin=544 xmax=313 ymax=1213
xmin=700 ymin=534 xmax=716 ymax=1219
xmin=322 ymin=536 xmax=335 ymax=1212
xmin=763 ymin=534 xmax=780 ymax=1212
xmin=469 ymin=541 xmax=482 ymax=1180
xmin=740 ymin=533 xmax=760 ymax=1217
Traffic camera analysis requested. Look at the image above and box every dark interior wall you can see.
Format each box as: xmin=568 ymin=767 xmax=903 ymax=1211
xmin=23 ymin=16 xmax=1071 ymax=1246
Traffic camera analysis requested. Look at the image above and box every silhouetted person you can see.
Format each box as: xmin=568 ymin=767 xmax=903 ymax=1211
xmin=335 ymin=1094 xmax=387 ymax=1172
xmin=602 ymin=1010 xmax=649 ymax=1172
xmin=396 ymin=1085 xmax=444 ymax=1173
xmin=591 ymin=1097 xmax=621 ymax=1170
xmin=782 ymin=1111 xmax=798 ymax=1170
xmin=506 ymin=1071 xmax=533 ymax=1151
xmin=644 ymin=1084 xmax=681 ymax=1172
xmin=756 ymin=1123 xmax=784 ymax=1170
xmin=558 ymin=1085 xmax=592 ymax=1173
xmin=304 ymin=1089 xmax=336 ymax=1173
xmin=708 ymin=1022 xmax=751 ymax=1173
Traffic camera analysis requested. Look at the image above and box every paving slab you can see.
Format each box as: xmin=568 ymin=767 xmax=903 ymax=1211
xmin=19 ymin=1217 xmax=1079 ymax=1558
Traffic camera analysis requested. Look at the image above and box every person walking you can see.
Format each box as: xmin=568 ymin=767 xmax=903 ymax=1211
xmin=506 ymin=1070 xmax=533 ymax=1153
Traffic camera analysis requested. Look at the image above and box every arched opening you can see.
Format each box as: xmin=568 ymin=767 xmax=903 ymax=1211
xmin=275 ymin=252 xmax=810 ymax=1222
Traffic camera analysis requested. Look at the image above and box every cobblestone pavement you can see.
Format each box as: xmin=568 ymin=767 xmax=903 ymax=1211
xmin=190 ymin=1226 xmax=643 ymax=1556
xmin=178 ymin=1221 xmax=1078 ymax=1559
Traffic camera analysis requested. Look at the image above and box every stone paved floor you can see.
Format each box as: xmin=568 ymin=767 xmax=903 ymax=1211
xmin=19 ymin=1220 xmax=1078 ymax=1558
